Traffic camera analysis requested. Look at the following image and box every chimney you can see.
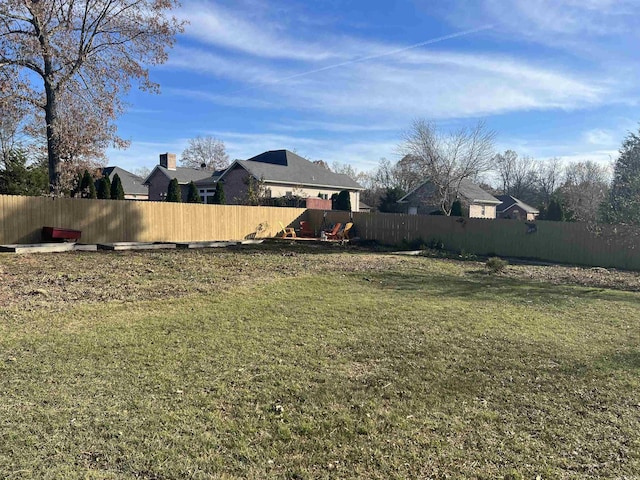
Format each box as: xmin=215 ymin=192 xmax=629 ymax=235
xmin=159 ymin=153 xmax=176 ymax=171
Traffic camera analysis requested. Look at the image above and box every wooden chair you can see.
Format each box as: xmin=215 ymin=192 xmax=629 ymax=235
xmin=279 ymin=221 xmax=296 ymax=238
xmin=325 ymin=223 xmax=342 ymax=240
xmin=338 ymin=222 xmax=353 ymax=241
xmin=299 ymin=221 xmax=314 ymax=238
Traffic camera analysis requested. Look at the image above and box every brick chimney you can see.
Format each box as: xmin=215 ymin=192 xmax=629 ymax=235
xmin=159 ymin=153 xmax=176 ymax=171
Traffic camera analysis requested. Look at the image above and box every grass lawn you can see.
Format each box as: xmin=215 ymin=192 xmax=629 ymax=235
xmin=1 ymin=245 xmax=640 ymax=479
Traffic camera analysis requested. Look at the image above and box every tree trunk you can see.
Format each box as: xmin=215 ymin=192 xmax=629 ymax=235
xmin=44 ymin=82 xmax=61 ymax=194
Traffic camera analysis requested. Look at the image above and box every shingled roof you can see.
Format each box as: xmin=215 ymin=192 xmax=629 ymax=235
xmin=399 ymin=178 xmax=500 ymax=205
xmin=102 ymin=166 xmax=148 ymax=196
xmin=495 ymin=195 xmax=539 ymax=214
xmin=144 ymin=165 xmax=214 ymax=185
xmin=220 ymin=150 xmax=363 ymax=190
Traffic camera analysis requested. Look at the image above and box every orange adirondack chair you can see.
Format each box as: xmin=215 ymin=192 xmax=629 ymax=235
xmin=299 ymin=221 xmax=314 ymax=238
xmin=325 ymin=223 xmax=342 ymax=240
xmin=279 ymin=221 xmax=296 ymax=238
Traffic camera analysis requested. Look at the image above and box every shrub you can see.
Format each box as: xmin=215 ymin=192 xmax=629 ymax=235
xmin=79 ymin=170 xmax=96 ymax=198
xmin=187 ymin=181 xmax=201 ymax=203
xmin=97 ymin=176 xmax=111 ymax=199
xmin=166 ymin=178 xmax=181 ymax=202
xmin=486 ymin=257 xmax=508 ymax=274
xmin=212 ymin=182 xmax=225 ymax=204
xmin=110 ymin=173 xmax=125 ymax=200
xmin=451 ymin=199 xmax=463 ymax=217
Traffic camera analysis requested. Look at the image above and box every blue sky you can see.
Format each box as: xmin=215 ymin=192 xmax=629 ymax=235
xmin=108 ymin=0 xmax=640 ymax=176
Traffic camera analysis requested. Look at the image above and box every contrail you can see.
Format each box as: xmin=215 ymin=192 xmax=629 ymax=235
xmin=236 ymin=25 xmax=494 ymax=93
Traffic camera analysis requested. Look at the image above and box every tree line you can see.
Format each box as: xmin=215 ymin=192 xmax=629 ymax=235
xmin=321 ymin=120 xmax=640 ymax=226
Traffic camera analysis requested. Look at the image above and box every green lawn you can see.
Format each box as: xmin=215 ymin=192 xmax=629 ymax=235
xmin=1 ymin=247 xmax=640 ymax=479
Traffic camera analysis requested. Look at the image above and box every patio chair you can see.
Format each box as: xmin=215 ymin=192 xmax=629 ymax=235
xmin=338 ymin=222 xmax=354 ymax=241
xmin=299 ymin=221 xmax=314 ymax=238
xmin=325 ymin=223 xmax=343 ymax=240
xmin=279 ymin=221 xmax=296 ymax=238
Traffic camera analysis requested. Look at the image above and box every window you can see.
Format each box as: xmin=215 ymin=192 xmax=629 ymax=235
xmin=481 ymin=206 xmax=486 ymax=216
xmin=285 ymin=191 xmax=292 ymax=197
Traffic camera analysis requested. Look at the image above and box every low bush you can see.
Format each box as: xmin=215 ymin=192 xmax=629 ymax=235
xmin=486 ymin=256 xmax=508 ymax=273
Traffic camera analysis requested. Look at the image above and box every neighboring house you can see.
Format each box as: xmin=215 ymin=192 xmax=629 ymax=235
xmin=101 ymin=166 xmax=148 ymax=200
xmin=217 ymin=150 xmax=364 ymax=211
xmin=194 ymin=170 xmax=228 ymax=204
xmin=144 ymin=153 xmax=214 ymax=202
xmin=495 ymin=195 xmax=539 ymax=221
xmin=359 ymin=201 xmax=372 ymax=213
xmin=398 ymin=178 xmax=501 ymax=219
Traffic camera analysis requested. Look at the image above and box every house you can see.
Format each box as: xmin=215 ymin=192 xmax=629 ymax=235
xmin=217 ymin=150 xmax=364 ymax=211
xmin=144 ymin=153 xmax=214 ymax=202
xmin=101 ymin=166 xmax=148 ymax=200
xmin=495 ymin=195 xmax=539 ymax=221
xmin=398 ymin=178 xmax=501 ymax=219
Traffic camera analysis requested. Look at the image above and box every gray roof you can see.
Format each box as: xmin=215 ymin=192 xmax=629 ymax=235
xmin=399 ymin=178 xmax=500 ymax=205
xmin=145 ymin=165 xmax=214 ymax=185
xmin=495 ymin=195 xmax=539 ymax=214
xmin=102 ymin=166 xmax=148 ymax=196
xmin=220 ymin=150 xmax=363 ymax=190
xmin=193 ymin=169 xmax=227 ymax=187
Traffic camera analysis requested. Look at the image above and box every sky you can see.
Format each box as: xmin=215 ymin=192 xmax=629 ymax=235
xmin=108 ymin=0 xmax=640 ymax=176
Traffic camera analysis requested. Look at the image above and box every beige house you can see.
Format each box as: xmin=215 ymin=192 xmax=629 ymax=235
xmin=398 ymin=178 xmax=500 ymax=219
xmin=216 ymin=150 xmax=364 ymax=211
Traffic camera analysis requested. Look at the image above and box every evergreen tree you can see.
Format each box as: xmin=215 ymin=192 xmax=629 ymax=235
xmin=187 ymin=181 xmax=202 ymax=203
xmin=96 ymin=175 xmax=111 ymax=199
xmin=335 ymin=190 xmax=352 ymax=211
xmin=450 ymin=199 xmax=463 ymax=217
xmin=79 ymin=170 xmax=96 ymax=198
xmin=212 ymin=181 xmax=226 ymax=204
xmin=166 ymin=178 xmax=181 ymax=202
xmin=546 ymin=198 xmax=564 ymax=221
xmin=110 ymin=173 xmax=125 ymax=200
xmin=0 ymin=150 xmax=48 ymax=196
xmin=603 ymin=127 xmax=640 ymax=225
xmin=378 ymin=187 xmax=405 ymax=213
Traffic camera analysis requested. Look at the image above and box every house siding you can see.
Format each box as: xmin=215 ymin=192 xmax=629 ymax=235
xmin=469 ymin=204 xmax=496 ymax=219
xmin=497 ymin=205 xmax=537 ymax=221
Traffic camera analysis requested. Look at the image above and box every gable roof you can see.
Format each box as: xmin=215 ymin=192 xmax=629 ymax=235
xmin=495 ymin=195 xmax=539 ymax=214
xmin=193 ymin=169 xmax=227 ymax=187
xmin=144 ymin=165 xmax=214 ymax=185
xmin=102 ymin=166 xmax=148 ymax=196
xmin=219 ymin=150 xmax=363 ymax=190
xmin=399 ymin=178 xmax=500 ymax=205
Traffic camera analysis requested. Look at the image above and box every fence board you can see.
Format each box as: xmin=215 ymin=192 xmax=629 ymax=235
xmin=306 ymin=210 xmax=640 ymax=270
xmin=0 ymin=195 xmax=306 ymax=245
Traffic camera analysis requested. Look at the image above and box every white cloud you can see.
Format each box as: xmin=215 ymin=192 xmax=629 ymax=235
xmin=584 ymin=129 xmax=616 ymax=146
xmin=179 ymin=1 xmax=342 ymax=61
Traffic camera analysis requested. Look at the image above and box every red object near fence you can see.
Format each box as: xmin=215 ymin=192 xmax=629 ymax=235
xmin=42 ymin=227 xmax=82 ymax=242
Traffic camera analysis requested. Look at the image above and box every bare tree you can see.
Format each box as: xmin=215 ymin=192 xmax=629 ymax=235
xmin=401 ymin=119 xmax=496 ymax=215
xmin=0 ymin=0 xmax=184 ymax=193
xmin=560 ymin=160 xmax=610 ymax=222
xmin=181 ymin=136 xmax=230 ymax=170
xmin=494 ymin=150 xmax=538 ymax=201
xmin=536 ymin=157 xmax=564 ymax=206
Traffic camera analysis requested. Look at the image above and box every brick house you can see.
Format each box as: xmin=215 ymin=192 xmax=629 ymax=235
xmin=144 ymin=153 xmax=215 ymax=202
xmin=216 ymin=150 xmax=364 ymax=211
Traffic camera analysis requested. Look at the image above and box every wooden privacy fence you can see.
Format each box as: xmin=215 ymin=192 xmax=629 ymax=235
xmin=0 ymin=195 xmax=306 ymax=244
xmin=307 ymin=210 xmax=640 ymax=271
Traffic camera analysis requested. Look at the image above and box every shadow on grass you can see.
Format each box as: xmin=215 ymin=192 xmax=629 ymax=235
xmin=368 ymin=269 xmax=637 ymax=307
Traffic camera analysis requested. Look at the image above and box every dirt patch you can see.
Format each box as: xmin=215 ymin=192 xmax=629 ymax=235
xmin=1 ymin=244 xmax=639 ymax=312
